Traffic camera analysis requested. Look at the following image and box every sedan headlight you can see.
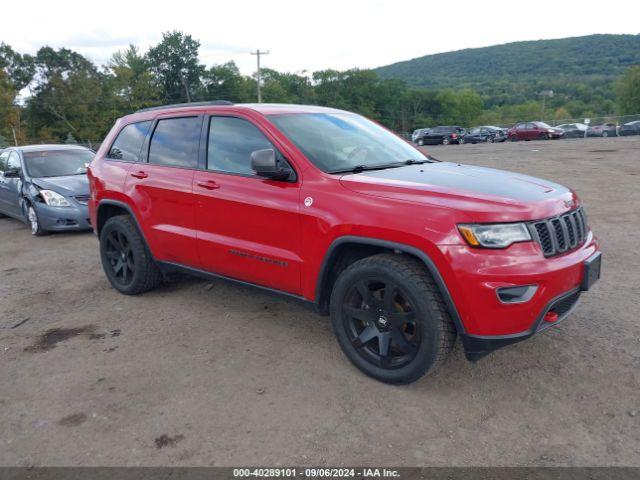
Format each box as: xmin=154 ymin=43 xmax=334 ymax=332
xmin=458 ymin=223 xmax=531 ymax=248
xmin=40 ymin=190 xmax=70 ymax=207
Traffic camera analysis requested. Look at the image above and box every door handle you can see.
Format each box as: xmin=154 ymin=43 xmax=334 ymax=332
xmin=197 ymin=180 xmax=220 ymax=190
xmin=130 ymin=171 xmax=148 ymax=179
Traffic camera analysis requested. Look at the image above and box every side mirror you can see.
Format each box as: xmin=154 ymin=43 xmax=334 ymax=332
xmin=3 ymin=168 xmax=21 ymax=178
xmin=250 ymin=148 xmax=292 ymax=181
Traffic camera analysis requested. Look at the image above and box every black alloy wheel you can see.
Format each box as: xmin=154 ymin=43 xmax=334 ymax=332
xmin=342 ymin=278 xmax=421 ymax=369
xmin=104 ymin=229 xmax=135 ymax=287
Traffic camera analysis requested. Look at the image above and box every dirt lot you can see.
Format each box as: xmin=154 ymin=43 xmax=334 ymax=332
xmin=1 ymin=137 xmax=639 ymax=467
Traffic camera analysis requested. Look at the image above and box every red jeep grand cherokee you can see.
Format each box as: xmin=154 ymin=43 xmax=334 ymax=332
xmin=88 ymin=101 xmax=601 ymax=384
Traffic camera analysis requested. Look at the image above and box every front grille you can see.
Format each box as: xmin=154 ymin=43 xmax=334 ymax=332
xmin=530 ymin=207 xmax=588 ymax=257
xmin=74 ymin=195 xmax=90 ymax=205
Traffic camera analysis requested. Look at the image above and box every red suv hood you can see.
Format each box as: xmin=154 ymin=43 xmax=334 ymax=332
xmin=339 ymin=162 xmax=578 ymax=222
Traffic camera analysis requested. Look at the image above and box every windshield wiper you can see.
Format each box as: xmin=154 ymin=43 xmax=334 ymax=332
xmin=329 ymin=159 xmax=431 ymax=174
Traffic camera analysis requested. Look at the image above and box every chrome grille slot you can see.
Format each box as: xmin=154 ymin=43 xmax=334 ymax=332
xmin=529 ymin=207 xmax=588 ymax=257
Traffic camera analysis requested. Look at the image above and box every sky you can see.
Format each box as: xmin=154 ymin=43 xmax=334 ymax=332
xmin=2 ymin=0 xmax=639 ymax=75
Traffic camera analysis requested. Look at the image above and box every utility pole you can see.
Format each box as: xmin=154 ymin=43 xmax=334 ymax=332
xmin=251 ymin=49 xmax=270 ymax=103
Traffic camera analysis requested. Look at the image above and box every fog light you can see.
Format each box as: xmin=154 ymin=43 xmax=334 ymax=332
xmin=496 ymin=285 xmax=538 ymax=304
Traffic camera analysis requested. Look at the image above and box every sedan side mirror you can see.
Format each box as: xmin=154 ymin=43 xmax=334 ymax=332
xmin=3 ymin=168 xmax=21 ymax=178
xmin=250 ymin=148 xmax=293 ymax=181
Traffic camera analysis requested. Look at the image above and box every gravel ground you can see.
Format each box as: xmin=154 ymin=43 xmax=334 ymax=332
xmin=0 ymin=136 xmax=639 ymax=467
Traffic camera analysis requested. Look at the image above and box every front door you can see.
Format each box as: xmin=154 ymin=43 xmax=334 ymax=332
xmin=193 ymin=115 xmax=302 ymax=295
xmin=0 ymin=151 xmax=24 ymax=218
xmin=123 ymin=115 xmax=202 ymax=267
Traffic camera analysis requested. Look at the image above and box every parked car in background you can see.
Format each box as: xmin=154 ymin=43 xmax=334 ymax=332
xmin=411 ymin=128 xmax=429 ymax=143
xmin=556 ymin=123 xmax=588 ymax=138
xmin=417 ymin=126 xmax=465 ymax=145
xmin=0 ymin=145 xmax=94 ymax=235
xmin=587 ymin=123 xmax=617 ymax=137
xmin=88 ymin=101 xmax=600 ymax=384
xmin=460 ymin=127 xmax=499 ymax=144
xmin=508 ymin=122 xmax=565 ymax=141
xmin=619 ymin=120 xmax=640 ymax=136
xmin=483 ymin=126 xmax=508 ymax=142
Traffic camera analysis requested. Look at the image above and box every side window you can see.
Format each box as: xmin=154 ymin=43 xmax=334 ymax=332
xmin=7 ymin=152 xmax=21 ymax=171
xmin=207 ymin=116 xmax=273 ymax=176
xmin=148 ymin=117 xmax=201 ymax=168
xmin=0 ymin=152 xmax=8 ymax=172
xmin=108 ymin=121 xmax=152 ymax=162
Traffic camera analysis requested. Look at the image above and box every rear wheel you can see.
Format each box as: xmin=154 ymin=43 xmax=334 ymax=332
xmin=459 ymin=137 xmax=465 ymax=144
xmin=486 ymin=136 xmax=494 ymax=143
xmin=330 ymin=254 xmax=456 ymax=384
xmin=602 ymin=131 xmax=609 ymax=138
xmin=99 ymin=215 xmax=162 ymax=295
xmin=510 ymin=135 xmax=518 ymax=142
xmin=442 ymin=137 xmax=450 ymax=145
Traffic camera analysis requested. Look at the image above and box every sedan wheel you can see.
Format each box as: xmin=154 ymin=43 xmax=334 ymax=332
xmin=417 ymin=139 xmax=424 ymax=146
xmin=486 ymin=136 xmax=494 ymax=143
xmin=27 ymin=205 xmax=46 ymax=236
xmin=602 ymin=131 xmax=608 ymax=138
xmin=442 ymin=138 xmax=450 ymax=145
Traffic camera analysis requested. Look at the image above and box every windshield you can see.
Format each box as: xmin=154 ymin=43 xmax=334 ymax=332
xmin=268 ymin=113 xmax=428 ymax=173
xmin=534 ymin=122 xmax=552 ymax=129
xmin=24 ymin=149 xmax=94 ymax=178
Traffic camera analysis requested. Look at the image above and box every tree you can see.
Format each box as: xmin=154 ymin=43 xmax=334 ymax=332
xmin=201 ymin=61 xmax=254 ymax=103
xmin=107 ymin=45 xmax=162 ymax=112
xmin=615 ymin=66 xmax=640 ymax=115
xmin=24 ymin=47 xmax=109 ymax=143
xmin=0 ymin=43 xmax=35 ymax=90
xmin=65 ymin=132 xmax=77 ymax=144
xmin=147 ymin=31 xmax=204 ymax=103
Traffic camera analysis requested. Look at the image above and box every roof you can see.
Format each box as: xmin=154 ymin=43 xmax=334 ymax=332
xmin=13 ymin=144 xmax=92 ymax=153
xmin=124 ymin=102 xmax=346 ymax=122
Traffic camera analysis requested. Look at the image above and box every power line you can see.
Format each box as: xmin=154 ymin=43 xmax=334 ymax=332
xmin=250 ymin=49 xmax=269 ymax=103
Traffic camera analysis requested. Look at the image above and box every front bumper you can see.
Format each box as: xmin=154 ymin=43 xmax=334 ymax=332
xmin=460 ymin=287 xmax=581 ymax=361
xmin=34 ymin=201 xmax=91 ymax=232
xmin=438 ymin=234 xmax=600 ymax=359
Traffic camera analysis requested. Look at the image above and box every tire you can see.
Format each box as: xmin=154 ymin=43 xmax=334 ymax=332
xmin=329 ymin=253 xmax=456 ymax=384
xmin=417 ymin=139 xmax=424 ymax=146
xmin=459 ymin=137 xmax=465 ymax=144
xmin=510 ymin=135 xmax=518 ymax=142
xmin=486 ymin=136 xmax=494 ymax=143
xmin=99 ymin=215 xmax=162 ymax=295
xmin=27 ymin=204 xmax=48 ymax=236
xmin=442 ymin=138 xmax=450 ymax=145
xmin=602 ymin=131 xmax=608 ymax=138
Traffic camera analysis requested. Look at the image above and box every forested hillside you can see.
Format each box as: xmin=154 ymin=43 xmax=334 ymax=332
xmin=375 ymin=34 xmax=640 ymax=114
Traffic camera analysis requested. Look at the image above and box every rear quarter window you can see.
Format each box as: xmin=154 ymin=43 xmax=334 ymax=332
xmin=108 ymin=121 xmax=152 ymax=162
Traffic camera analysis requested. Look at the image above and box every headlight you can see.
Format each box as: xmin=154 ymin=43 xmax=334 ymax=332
xmin=458 ymin=223 xmax=531 ymax=248
xmin=40 ymin=190 xmax=70 ymax=207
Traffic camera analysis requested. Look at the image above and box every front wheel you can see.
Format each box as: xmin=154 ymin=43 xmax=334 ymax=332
xmin=27 ymin=205 xmax=47 ymax=236
xmin=442 ymin=138 xmax=450 ymax=145
xmin=417 ymin=139 xmax=424 ymax=146
xmin=486 ymin=136 xmax=494 ymax=143
xmin=99 ymin=215 xmax=162 ymax=295
xmin=330 ymin=254 xmax=456 ymax=384
xmin=602 ymin=131 xmax=609 ymax=138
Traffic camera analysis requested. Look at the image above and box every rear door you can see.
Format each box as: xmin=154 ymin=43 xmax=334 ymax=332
xmin=193 ymin=114 xmax=302 ymax=294
xmin=123 ymin=115 xmax=202 ymax=267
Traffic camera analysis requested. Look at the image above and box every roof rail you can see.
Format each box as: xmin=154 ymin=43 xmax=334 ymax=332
xmin=135 ymin=100 xmax=234 ymax=113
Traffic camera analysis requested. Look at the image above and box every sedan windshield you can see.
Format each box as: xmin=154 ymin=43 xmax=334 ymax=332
xmin=268 ymin=113 xmax=428 ymax=173
xmin=24 ymin=149 xmax=94 ymax=178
